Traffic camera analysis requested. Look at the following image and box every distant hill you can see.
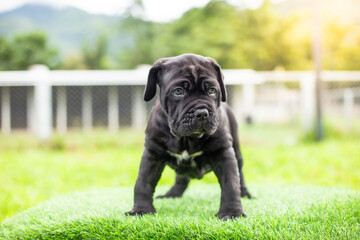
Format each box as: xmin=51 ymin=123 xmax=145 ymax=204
xmin=0 ymin=4 xmax=130 ymax=61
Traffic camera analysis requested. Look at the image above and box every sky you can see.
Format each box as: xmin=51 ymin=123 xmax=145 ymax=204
xmin=0 ymin=0 xmax=282 ymax=22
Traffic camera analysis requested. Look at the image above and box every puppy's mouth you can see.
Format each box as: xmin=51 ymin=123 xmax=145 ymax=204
xmin=171 ymin=109 xmax=219 ymax=137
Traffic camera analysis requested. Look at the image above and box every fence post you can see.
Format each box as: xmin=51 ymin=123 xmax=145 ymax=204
xmin=300 ymin=74 xmax=315 ymax=132
xmin=31 ymin=65 xmax=52 ymax=141
xmin=82 ymin=86 xmax=93 ymax=131
xmin=56 ymin=86 xmax=67 ymax=134
xmin=132 ymin=86 xmax=146 ymax=129
xmin=1 ymin=87 xmax=11 ymax=135
xmin=108 ymin=86 xmax=119 ymax=131
xmin=344 ymin=88 xmax=354 ymax=132
xmin=242 ymin=84 xmax=255 ymax=124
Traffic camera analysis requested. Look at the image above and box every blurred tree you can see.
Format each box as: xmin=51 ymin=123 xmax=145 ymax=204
xmin=163 ymin=0 xmax=302 ymax=70
xmin=59 ymin=54 xmax=87 ymax=70
xmin=160 ymin=0 xmax=239 ymax=67
xmin=118 ymin=0 xmax=157 ymax=68
xmin=323 ymin=20 xmax=360 ymax=70
xmin=117 ymin=0 xmax=360 ymax=71
xmin=82 ymin=34 xmax=110 ymax=69
xmin=236 ymin=0 xmax=299 ymax=70
xmin=340 ymin=36 xmax=360 ymax=70
xmin=0 ymin=37 xmax=12 ymax=70
xmin=120 ymin=0 xmax=304 ymax=70
xmin=0 ymin=31 xmax=59 ymax=70
xmin=118 ymin=19 xmax=157 ymax=68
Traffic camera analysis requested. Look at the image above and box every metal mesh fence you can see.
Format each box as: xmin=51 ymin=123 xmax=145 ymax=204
xmin=324 ymin=82 xmax=360 ymax=116
xmin=0 ymin=87 xmax=28 ymax=130
xmin=252 ymin=82 xmax=300 ymax=124
xmin=51 ymin=86 xmax=143 ymax=130
xmin=0 ymin=75 xmax=360 ymax=135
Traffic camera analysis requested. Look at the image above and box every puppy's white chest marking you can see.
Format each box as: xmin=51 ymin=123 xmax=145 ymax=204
xmin=167 ymin=150 xmax=203 ymax=167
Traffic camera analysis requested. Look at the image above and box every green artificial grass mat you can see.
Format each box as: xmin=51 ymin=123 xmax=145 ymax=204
xmin=1 ymin=184 xmax=359 ymax=239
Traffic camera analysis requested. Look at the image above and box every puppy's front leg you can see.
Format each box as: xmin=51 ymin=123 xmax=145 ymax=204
xmin=211 ymin=148 xmax=246 ymax=220
xmin=126 ymin=149 xmax=165 ymax=216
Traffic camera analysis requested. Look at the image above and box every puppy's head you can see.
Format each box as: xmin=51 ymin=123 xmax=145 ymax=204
xmin=144 ymin=54 xmax=227 ymax=137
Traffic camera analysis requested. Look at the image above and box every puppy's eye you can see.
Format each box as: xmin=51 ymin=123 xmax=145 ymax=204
xmin=208 ymin=88 xmax=217 ymax=95
xmin=173 ymin=88 xmax=185 ymax=96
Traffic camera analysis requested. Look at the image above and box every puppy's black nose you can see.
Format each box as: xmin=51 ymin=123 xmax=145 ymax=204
xmin=194 ymin=108 xmax=209 ymax=120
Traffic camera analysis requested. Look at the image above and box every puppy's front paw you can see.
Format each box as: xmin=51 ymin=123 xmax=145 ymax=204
xmin=216 ymin=209 xmax=247 ymax=221
xmin=125 ymin=206 xmax=156 ymax=216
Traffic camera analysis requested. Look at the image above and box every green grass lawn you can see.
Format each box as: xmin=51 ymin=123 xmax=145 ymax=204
xmin=0 ymin=125 xmax=359 ymax=238
xmin=1 ymin=184 xmax=359 ymax=239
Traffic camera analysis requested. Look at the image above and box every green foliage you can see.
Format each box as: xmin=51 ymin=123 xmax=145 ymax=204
xmin=117 ymin=0 xmax=157 ymax=68
xmin=2 ymin=1 xmax=360 ymax=70
xmin=58 ymin=53 xmax=87 ymax=70
xmin=118 ymin=17 xmax=157 ymax=68
xmin=119 ymin=0 xmax=360 ymax=71
xmin=0 ymin=31 xmax=59 ymax=70
xmin=81 ymin=34 xmax=110 ymax=69
xmin=162 ymin=1 xmax=242 ymax=67
xmin=0 ymin=185 xmax=359 ymax=239
xmin=120 ymin=0 xmax=306 ymax=70
xmin=0 ymin=37 xmax=12 ymax=70
xmin=322 ymin=19 xmax=360 ymax=70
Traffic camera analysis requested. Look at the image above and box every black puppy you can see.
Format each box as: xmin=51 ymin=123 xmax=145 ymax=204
xmin=126 ymin=54 xmax=251 ymax=220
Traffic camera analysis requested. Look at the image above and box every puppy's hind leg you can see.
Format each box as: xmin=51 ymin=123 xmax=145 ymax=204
xmin=235 ymin=148 xmax=253 ymax=199
xmin=157 ymin=175 xmax=190 ymax=199
xmin=227 ymin=108 xmax=253 ymax=199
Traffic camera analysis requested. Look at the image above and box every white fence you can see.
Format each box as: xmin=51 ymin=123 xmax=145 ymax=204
xmin=0 ymin=66 xmax=359 ymax=140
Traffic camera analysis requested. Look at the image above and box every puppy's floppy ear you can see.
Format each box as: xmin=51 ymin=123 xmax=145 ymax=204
xmin=209 ymin=59 xmax=227 ymax=102
xmin=144 ymin=62 xmax=162 ymax=102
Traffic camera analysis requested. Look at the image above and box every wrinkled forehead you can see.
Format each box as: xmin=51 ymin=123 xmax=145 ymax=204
xmin=161 ymin=60 xmax=217 ymax=85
